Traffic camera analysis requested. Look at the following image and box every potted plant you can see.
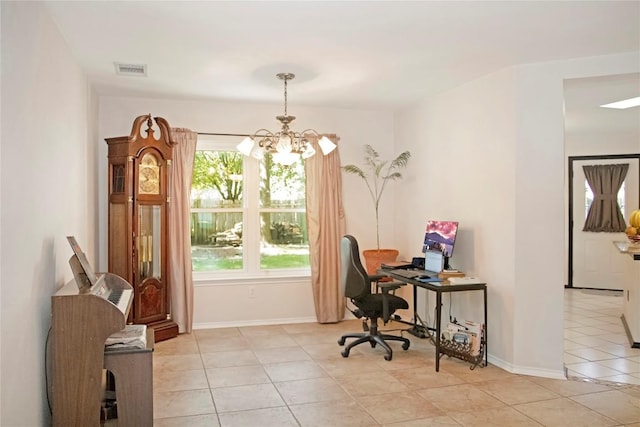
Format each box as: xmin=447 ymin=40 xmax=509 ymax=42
xmin=343 ymin=144 xmax=411 ymax=274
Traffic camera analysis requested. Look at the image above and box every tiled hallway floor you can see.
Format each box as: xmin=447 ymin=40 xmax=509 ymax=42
xmin=564 ymin=287 xmax=640 ymax=385
xmin=150 ymin=291 xmax=640 ymax=426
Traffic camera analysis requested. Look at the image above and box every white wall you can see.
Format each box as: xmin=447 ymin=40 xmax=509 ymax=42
xmin=394 ymin=67 xmax=518 ymax=370
xmin=0 ymin=2 xmax=93 ymax=425
xmin=394 ymin=51 xmax=639 ymax=378
xmin=98 ymin=97 xmax=396 ymax=326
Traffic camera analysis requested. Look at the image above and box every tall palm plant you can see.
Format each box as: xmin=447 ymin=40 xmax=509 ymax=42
xmin=343 ymin=145 xmax=411 ymax=250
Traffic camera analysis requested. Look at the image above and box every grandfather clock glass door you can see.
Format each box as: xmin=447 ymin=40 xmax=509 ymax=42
xmin=136 ymin=204 xmax=165 ymax=323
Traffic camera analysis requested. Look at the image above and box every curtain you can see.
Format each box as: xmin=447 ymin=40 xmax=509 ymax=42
xmin=583 ymin=163 xmax=628 ymax=232
xmin=169 ymin=128 xmax=197 ymax=333
xmin=305 ymin=135 xmax=346 ymax=323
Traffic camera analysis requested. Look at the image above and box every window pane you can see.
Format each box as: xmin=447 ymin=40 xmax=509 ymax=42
xmin=191 ymin=151 xmax=243 ymax=208
xmin=260 ymin=212 xmax=309 ymax=269
xmin=191 ymin=212 xmax=243 ymax=271
xmin=260 ymin=154 xmax=305 ymax=208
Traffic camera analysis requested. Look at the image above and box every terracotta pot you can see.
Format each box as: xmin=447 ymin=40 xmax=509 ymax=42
xmin=362 ymin=249 xmax=399 ymax=276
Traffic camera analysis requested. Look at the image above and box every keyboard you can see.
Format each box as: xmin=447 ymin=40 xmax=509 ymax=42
xmin=391 ymin=269 xmax=432 ymax=279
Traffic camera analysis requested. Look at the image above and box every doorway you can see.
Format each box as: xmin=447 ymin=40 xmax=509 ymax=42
xmin=568 ymin=154 xmax=640 ymax=289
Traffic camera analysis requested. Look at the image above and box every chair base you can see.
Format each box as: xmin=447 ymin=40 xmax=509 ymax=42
xmin=338 ymin=318 xmax=410 ymax=361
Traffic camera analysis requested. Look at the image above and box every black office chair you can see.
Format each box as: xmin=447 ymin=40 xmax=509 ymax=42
xmin=338 ymin=235 xmax=410 ymax=361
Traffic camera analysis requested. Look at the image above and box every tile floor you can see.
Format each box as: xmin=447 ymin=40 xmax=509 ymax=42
xmin=148 ymin=288 xmax=640 ymax=426
xmin=564 ymin=287 xmax=640 ymax=386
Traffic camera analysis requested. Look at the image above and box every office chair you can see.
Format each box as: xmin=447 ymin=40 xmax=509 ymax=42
xmin=338 ymin=235 xmax=410 ymax=361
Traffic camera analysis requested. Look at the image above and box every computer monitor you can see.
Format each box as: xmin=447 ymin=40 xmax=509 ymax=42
xmin=422 ymin=220 xmax=459 ymax=270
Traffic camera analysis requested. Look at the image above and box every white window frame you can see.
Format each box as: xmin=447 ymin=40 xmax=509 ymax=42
xmin=192 ymin=135 xmax=311 ymax=283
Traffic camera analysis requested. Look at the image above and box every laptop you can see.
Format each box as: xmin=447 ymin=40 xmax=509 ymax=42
xmin=390 ymin=250 xmax=444 ymax=279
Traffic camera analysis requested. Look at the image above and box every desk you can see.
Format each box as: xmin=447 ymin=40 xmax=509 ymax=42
xmin=382 ymin=270 xmax=487 ymax=372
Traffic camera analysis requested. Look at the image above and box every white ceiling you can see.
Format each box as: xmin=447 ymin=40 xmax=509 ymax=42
xmin=45 ymin=1 xmax=640 ymax=112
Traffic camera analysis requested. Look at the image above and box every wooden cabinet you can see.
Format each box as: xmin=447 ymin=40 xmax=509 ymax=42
xmin=106 ymin=115 xmax=178 ymax=342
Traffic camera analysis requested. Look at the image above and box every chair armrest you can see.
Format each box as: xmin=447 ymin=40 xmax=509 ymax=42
xmin=378 ymin=281 xmax=406 ymax=292
xmin=368 ymin=274 xmax=387 ymax=283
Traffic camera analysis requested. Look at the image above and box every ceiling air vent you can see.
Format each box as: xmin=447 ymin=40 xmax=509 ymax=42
xmin=115 ymin=63 xmax=147 ymax=77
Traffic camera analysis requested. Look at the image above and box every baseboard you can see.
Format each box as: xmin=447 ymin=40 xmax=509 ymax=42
xmin=487 ymin=354 xmax=566 ymax=380
xmin=193 ymin=316 xmax=318 ymax=330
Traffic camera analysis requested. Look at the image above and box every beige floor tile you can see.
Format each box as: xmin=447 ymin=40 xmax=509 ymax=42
xmin=390 ymin=367 xmax=466 ymax=390
xmin=449 ymin=406 xmax=542 ymax=426
xmin=253 ymin=345 xmax=311 ymax=364
xmin=217 ymin=406 xmax=298 ymax=426
xmin=154 ymin=336 xmax=200 ymax=356
xmin=565 ymin=361 xmax=624 ymax=378
xmin=205 ymin=365 xmax=271 ymax=388
xmin=568 ymin=336 xmax=617 ymax=347
xmin=239 ymin=324 xmax=289 ymax=336
xmin=153 ymin=413 xmax=220 ymax=427
xmin=599 ymin=374 xmax=640 ymax=385
xmin=570 ymin=326 xmax=612 ymax=336
xmin=566 ymin=347 xmax=621 ymax=361
xmin=527 ymin=376 xmax=613 ymax=396
xmin=564 ymin=340 xmax=589 ymax=351
xmin=513 ymin=397 xmax=619 ymax=426
xmin=356 ymin=392 xmax=444 ymax=425
xmin=194 ymin=327 xmax=241 ymax=340
xmin=596 ymin=357 xmax=640 ymax=374
xmin=197 ymin=335 xmax=250 ymax=353
xmin=473 ymin=377 xmax=560 ymax=405
xmin=211 ymin=383 xmax=285 ymax=413
xmin=595 ymin=343 xmax=640 ymax=358
xmin=570 ymin=389 xmax=640 ymax=424
xmin=416 ymin=383 xmax=505 ymax=413
xmin=437 ymin=362 xmax=517 ymax=383
xmin=382 ymin=415 xmax=463 ymax=426
xmin=153 ymin=389 xmax=215 ymax=419
xmin=246 ymin=333 xmax=299 ymax=349
xmin=316 ymin=354 xmax=383 ymax=376
xmin=201 ymin=349 xmax=260 ymax=368
xmin=564 ymin=353 xmax=589 ymax=364
xmin=334 ymin=370 xmax=408 ymax=396
xmin=289 ymin=399 xmax=379 ymax=427
xmin=301 ymin=342 xmax=351 ymax=359
xmin=274 ymin=377 xmax=350 ymax=405
xmin=263 ymin=360 xmax=327 ymax=382
xmin=153 ymin=354 xmax=204 ymax=371
xmin=294 ymin=330 xmax=350 ymax=345
xmin=154 ymin=369 xmax=209 ymax=392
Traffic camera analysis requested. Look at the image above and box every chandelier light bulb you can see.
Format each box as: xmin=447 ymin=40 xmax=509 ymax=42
xmin=276 ymin=134 xmax=292 ymax=153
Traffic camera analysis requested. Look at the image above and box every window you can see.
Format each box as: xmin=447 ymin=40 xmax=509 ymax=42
xmin=585 ymin=180 xmax=626 ymax=220
xmin=190 ymin=136 xmax=310 ymax=276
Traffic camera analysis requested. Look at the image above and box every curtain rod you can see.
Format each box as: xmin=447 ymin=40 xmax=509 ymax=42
xmin=197 ymin=132 xmax=250 ymax=137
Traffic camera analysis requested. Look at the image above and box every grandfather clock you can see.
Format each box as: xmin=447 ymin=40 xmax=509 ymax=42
xmin=106 ymin=114 xmax=178 ymax=342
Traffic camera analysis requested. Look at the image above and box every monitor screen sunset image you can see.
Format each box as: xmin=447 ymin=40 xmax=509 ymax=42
xmin=422 ymin=220 xmax=459 ymax=257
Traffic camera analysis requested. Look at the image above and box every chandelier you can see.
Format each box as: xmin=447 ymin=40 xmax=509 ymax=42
xmin=236 ymin=73 xmax=336 ymax=166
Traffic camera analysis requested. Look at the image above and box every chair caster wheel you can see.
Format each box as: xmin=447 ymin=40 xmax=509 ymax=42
xmin=338 ymin=337 xmax=346 ymax=346
xmin=341 ymin=349 xmax=350 ymax=358
xmin=402 ymin=342 xmax=410 ymax=350
xmin=370 ymin=342 xmax=377 ymax=348
xmin=384 ymin=354 xmax=392 ymax=361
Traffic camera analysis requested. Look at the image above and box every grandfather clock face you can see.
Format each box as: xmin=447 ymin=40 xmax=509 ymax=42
xmin=138 ymin=153 xmax=160 ymax=195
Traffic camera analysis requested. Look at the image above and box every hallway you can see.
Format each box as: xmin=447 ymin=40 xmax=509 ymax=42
xmin=565 ymin=288 xmax=640 ymax=385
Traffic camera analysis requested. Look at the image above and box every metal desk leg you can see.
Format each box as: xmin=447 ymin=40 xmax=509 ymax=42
xmin=435 ymin=291 xmax=442 ymax=372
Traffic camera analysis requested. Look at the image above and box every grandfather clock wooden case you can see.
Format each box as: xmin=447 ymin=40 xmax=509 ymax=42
xmin=106 ymin=115 xmax=178 ymax=342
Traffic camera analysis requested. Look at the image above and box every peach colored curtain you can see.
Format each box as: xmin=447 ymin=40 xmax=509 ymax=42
xmin=305 ymin=135 xmax=346 ymax=323
xmin=169 ymin=128 xmax=197 ymax=333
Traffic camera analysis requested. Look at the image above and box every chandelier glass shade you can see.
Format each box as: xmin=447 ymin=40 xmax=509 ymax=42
xmin=236 ymin=73 xmax=336 ymax=166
